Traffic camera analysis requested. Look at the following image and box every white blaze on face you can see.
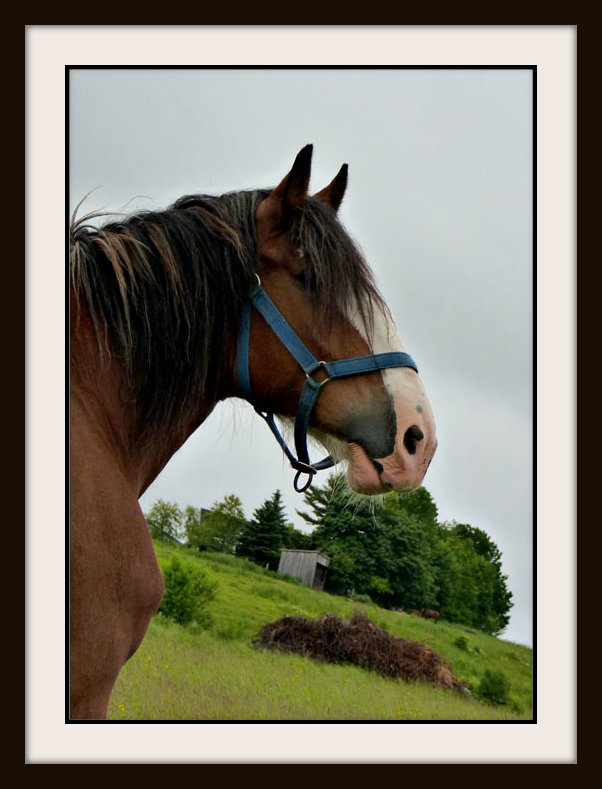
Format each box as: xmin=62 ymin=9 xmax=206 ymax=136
xmin=369 ymin=303 xmax=432 ymax=411
xmin=346 ymin=297 xmax=437 ymax=494
xmin=349 ymin=297 xmax=425 ymax=409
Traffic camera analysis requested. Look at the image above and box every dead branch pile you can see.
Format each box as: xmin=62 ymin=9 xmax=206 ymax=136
xmin=252 ymin=612 xmax=466 ymax=693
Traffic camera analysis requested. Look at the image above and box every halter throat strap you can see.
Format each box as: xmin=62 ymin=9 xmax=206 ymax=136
xmin=236 ymin=280 xmax=418 ymax=492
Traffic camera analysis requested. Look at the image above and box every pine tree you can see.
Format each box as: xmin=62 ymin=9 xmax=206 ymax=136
xmin=283 ymin=522 xmax=312 ymax=549
xmin=301 ymin=475 xmax=390 ymax=601
xmin=236 ymin=490 xmax=288 ymax=570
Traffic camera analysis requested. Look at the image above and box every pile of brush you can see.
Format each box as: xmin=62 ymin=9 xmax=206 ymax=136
xmin=253 ymin=612 xmax=466 ymax=693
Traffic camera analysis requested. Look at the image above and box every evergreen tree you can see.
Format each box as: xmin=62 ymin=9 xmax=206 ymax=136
xmin=283 ymin=522 xmax=312 ymax=550
xmin=296 ymin=473 xmax=343 ymax=528
xmin=302 ymin=476 xmax=394 ymax=603
xmin=236 ymin=490 xmax=289 ymax=570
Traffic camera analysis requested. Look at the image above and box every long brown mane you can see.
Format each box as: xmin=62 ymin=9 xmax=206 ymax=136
xmin=70 ymin=188 xmax=385 ymax=445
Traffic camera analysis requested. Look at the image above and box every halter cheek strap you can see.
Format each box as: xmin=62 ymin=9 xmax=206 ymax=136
xmin=236 ymin=279 xmax=418 ymax=493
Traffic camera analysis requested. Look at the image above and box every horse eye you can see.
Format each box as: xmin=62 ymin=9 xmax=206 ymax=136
xmin=295 ymin=270 xmax=316 ymax=292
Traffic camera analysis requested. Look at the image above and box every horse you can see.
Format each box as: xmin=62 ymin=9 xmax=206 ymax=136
xmin=69 ymin=144 xmax=437 ymax=719
xmin=422 ymin=608 xmax=441 ymax=623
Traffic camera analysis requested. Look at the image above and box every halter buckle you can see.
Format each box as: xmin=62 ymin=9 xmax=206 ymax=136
xmin=291 ymin=459 xmax=317 ymax=476
xmin=305 ymin=360 xmax=330 ymax=388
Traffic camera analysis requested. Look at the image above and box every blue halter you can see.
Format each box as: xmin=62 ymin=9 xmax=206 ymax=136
xmin=236 ymin=277 xmax=418 ymax=492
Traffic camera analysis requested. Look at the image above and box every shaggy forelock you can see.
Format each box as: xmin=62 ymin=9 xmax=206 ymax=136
xmin=291 ymin=198 xmax=387 ymax=334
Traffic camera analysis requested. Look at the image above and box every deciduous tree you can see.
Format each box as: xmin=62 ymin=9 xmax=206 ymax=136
xmin=145 ymin=499 xmax=184 ymax=542
xmin=187 ymin=494 xmax=246 ymax=554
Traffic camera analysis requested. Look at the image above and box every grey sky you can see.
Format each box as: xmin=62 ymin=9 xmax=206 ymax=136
xmin=70 ymin=67 xmax=533 ymax=646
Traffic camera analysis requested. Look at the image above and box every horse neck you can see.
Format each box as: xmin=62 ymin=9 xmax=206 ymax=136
xmin=70 ymin=291 xmax=224 ymax=497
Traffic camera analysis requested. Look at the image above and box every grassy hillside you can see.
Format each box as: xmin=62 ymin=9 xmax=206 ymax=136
xmin=108 ymin=541 xmax=533 ymax=720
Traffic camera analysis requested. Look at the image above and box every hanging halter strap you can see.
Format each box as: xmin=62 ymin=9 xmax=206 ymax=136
xmin=236 ymin=277 xmax=418 ymax=493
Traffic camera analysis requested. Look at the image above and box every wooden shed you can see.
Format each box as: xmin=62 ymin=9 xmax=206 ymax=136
xmin=277 ymin=549 xmax=330 ymax=590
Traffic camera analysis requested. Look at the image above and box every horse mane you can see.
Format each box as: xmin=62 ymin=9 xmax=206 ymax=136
xmin=70 ymin=188 xmax=385 ymax=445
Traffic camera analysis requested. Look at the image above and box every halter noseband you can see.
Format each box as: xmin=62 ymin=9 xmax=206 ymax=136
xmin=236 ymin=276 xmax=418 ymax=493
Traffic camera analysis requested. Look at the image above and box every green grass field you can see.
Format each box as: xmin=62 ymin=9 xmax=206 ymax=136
xmin=108 ymin=542 xmax=533 ymax=720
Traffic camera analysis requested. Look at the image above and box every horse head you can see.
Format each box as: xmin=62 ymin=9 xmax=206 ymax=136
xmin=244 ymin=145 xmax=437 ymax=495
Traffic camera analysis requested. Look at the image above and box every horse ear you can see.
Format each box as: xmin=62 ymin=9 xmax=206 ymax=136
xmin=314 ymin=163 xmax=348 ymax=212
xmin=268 ymin=144 xmax=313 ymax=227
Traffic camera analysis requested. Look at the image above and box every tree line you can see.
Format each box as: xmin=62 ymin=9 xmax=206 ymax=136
xmin=145 ymin=473 xmax=513 ymax=636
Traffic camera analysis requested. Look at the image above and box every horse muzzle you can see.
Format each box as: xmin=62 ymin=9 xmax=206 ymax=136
xmin=346 ymin=399 xmax=437 ymax=494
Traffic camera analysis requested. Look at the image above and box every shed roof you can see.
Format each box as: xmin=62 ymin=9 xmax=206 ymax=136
xmin=280 ymin=549 xmax=330 ymax=561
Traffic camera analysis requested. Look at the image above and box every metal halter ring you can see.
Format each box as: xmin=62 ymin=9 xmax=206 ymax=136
xmin=305 ymin=362 xmax=332 ymax=395
xmin=294 ymin=468 xmax=316 ymax=493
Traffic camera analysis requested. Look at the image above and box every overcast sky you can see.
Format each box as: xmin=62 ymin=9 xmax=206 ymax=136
xmin=69 ymin=67 xmax=533 ymax=646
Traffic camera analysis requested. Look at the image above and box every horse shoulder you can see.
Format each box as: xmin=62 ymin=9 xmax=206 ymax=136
xmin=69 ymin=403 xmax=164 ymax=718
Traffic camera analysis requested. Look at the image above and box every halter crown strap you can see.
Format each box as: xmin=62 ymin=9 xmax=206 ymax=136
xmin=236 ymin=281 xmax=418 ymax=492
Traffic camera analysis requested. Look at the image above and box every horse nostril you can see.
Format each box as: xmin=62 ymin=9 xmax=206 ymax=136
xmin=403 ymin=425 xmax=424 ymax=455
xmin=372 ymin=460 xmax=384 ymax=474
